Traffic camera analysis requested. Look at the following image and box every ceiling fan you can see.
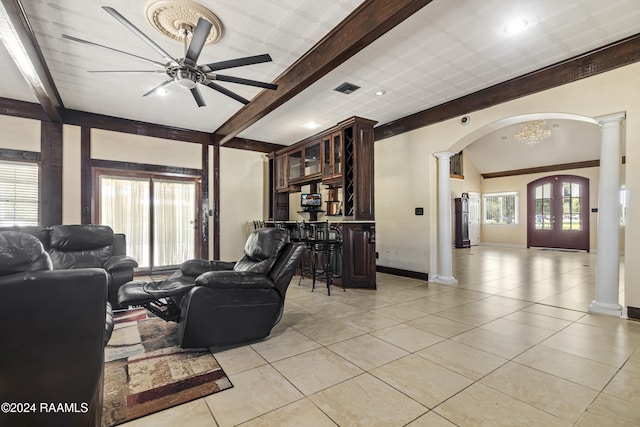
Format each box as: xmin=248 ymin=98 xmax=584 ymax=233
xmin=62 ymin=6 xmax=277 ymax=107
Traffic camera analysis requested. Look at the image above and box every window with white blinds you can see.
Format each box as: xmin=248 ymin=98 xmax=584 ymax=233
xmin=483 ymin=192 xmax=519 ymax=225
xmin=0 ymin=160 xmax=39 ymax=226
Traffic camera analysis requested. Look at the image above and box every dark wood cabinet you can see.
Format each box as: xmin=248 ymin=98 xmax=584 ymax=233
xmin=274 ymin=154 xmax=288 ymax=192
xmin=288 ymin=149 xmax=303 ymax=182
xmin=269 ymin=116 xmax=377 ymax=222
xmin=273 ymin=192 xmax=289 ymax=221
xmin=303 ymin=140 xmax=321 ymax=179
xmin=288 ymin=140 xmax=322 ymax=183
xmin=455 ymin=193 xmax=470 ymax=248
xmin=341 ymin=222 xmax=376 ymax=289
xmin=343 ymin=118 xmax=375 ymax=220
xmin=322 ymin=131 xmax=342 ymax=183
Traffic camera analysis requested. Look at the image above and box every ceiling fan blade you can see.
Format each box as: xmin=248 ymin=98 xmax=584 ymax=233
xmin=204 ymin=80 xmax=249 ymax=104
xmin=190 ymin=86 xmax=206 ymax=107
xmin=143 ymin=79 xmax=174 ymax=97
xmin=202 ymin=54 xmax=272 ymax=72
xmin=62 ymin=34 xmax=166 ymax=68
xmin=88 ymin=70 xmax=166 ymax=74
xmin=185 ymin=18 xmax=212 ymax=63
xmin=213 ymin=74 xmax=277 ymax=90
xmin=102 ymin=6 xmax=178 ymax=65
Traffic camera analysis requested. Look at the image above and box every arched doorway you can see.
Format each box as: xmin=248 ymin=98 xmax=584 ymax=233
xmin=527 ymin=175 xmax=589 ymax=251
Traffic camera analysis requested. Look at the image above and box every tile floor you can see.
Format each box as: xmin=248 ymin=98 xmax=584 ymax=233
xmin=123 ymin=246 xmax=640 ymax=426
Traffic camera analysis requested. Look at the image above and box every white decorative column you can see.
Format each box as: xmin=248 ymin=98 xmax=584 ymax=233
xmin=432 ymin=152 xmax=457 ymax=285
xmin=589 ymin=112 xmax=625 ymax=316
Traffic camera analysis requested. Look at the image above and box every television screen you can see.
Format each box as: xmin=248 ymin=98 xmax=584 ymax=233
xmin=301 ymin=193 xmax=322 ymax=207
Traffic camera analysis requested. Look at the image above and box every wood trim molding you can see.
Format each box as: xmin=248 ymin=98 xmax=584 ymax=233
xmin=0 ymin=0 xmax=63 ymax=122
xmin=215 ymin=0 xmax=434 ymax=145
xmin=1 ymin=99 xmax=278 ymax=152
xmin=0 ymin=97 xmax=49 ymax=121
xmin=0 ymin=148 xmax=39 ymax=161
xmin=90 ymin=159 xmax=202 ymax=177
xmin=40 ymin=121 xmax=63 ymax=225
xmin=481 ymin=159 xmax=608 ymax=179
xmin=80 ymin=127 xmax=91 ymax=224
xmin=62 ymin=109 xmax=211 ymax=145
xmin=482 ymin=157 xmax=626 ymax=179
xmin=222 ymin=137 xmax=285 ymax=153
xmin=201 ymin=143 xmax=209 ymax=259
xmin=213 ymin=143 xmax=220 ymax=260
xmin=375 ymin=32 xmax=640 ymax=141
xmin=376 ymin=265 xmax=428 ymax=281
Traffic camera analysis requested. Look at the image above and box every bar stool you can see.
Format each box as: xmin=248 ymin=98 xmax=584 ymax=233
xmin=296 ymin=221 xmax=313 ymax=284
xmin=311 ymin=223 xmax=344 ymax=295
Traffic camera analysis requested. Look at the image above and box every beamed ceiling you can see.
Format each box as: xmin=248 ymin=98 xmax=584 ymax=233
xmin=0 ymin=0 xmax=639 ymax=170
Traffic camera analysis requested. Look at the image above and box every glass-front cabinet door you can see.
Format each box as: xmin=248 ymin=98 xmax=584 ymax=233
xmin=304 ymin=141 xmax=321 ymax=178
xmin=322 ymin=131 xmax=342 ymax=181
xmin=332 ymin=131 xmax=342 ymax=177
xmin=275 ymin=154 xmax=287 ymax=190
xmin=323 ymin=135 xmax=332 ymax=179
xmin=288 ymin=150 xmax=302 ymax=181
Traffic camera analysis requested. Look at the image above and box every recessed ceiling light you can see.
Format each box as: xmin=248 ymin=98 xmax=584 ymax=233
xmin=305 ymin=121 xmax=320 ymax=130
xmin=503 ymin=18 xmax=528 ymax=35
xmin=375 ymin=90 xmax=386 ymax=96
xmin=157 ymin=88 xmax=168 ymax=96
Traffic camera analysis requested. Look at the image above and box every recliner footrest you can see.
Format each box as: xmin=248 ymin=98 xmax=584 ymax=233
xmin=117 ymin=279 xmax=196 ymax=306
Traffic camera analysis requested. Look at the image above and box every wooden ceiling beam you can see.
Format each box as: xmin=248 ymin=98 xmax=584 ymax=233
xmin=0 ymin=0 xmax=63 ymax=122
xmin=215 ymin=0 xmax=433 ymax=145
xmin=62 ymin=109 xmax=212 ymax=145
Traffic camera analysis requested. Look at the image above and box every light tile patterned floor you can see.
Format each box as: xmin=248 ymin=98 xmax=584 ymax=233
xmin=122 ymin=246 xmax=639 ymax=426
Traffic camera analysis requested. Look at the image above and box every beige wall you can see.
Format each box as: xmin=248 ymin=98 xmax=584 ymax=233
xmin=0 ymin=115 xmax=40 ymax=152
xmin=219 ymin=147 xmax=266 ymax=260
xmin=62 ymin=124 xmax=82 ymax=224
xmin=375 ymin=61 xmax=640 ymax=310
xmin=375 ymin=135 xmax=433 ymax=273
xmin=480 ymin=167 xmax=603 ymax=250
xmin=91 ymin=129 xmax=201 ymax=169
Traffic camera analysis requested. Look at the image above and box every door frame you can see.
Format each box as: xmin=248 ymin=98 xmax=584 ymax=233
xmin=527 ymin=174 xmax=590 ymax=251
xmin=93 ymin=167 xmax=203 ymax=271
xmin=467 ymin=191 xmax=481 ymax=246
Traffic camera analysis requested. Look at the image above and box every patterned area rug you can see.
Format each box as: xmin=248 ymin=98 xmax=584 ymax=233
xmin=102 ymin=308 xmax=232 ymax=426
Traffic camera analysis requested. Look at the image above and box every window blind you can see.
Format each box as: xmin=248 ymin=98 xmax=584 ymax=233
xmin=0 ymin=160 xmax=39 ymax=226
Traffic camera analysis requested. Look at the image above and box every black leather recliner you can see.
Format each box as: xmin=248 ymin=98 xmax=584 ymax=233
xmin=119 ymin=228 xmax=304 ymax=348
xmin=0 ymin=225 xmax=138 ymax=308
xmin=0 ymin=231 xmax=112 ymax=427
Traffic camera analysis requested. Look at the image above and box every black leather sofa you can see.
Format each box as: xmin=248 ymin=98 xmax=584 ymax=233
xmin=0 ymin=231 xmax=113 ymax=427
xmin=0 ymin=225 xmax=138 ymax=308
xmin=119 ymin=228 xmax=304 ymax=348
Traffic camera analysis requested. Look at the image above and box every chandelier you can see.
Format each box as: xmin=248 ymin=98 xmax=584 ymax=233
xmin=514 ymin=120 xmax=551 ymax=146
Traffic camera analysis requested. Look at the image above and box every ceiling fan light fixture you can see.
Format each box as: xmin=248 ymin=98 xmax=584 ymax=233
xmin=175 ymin=68 xmax=197 ymax=88
xmin=176 ymin=78 xmax=196 ymax=89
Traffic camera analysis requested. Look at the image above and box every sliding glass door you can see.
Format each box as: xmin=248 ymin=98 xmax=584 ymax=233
xmin=97 ymin=170 xmax=200 ymax=271
xmin=153 ymin=179 xmax=197 ymax=267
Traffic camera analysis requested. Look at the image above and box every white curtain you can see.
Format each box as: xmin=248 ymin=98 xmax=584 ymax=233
xmin=153 ymin=180 xmax=196 ymax=267
xmin=100 ymin=176 xmax=150 ymax=268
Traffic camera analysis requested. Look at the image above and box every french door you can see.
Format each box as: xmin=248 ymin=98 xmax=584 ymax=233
xmin=527 ymin=175 xmax=589 ymax=251
xmin=96 ymin=170 xmax=200 ymax=271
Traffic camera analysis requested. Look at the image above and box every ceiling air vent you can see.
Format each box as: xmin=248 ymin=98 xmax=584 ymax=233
xmin=334 ymin=82 xmax=361 ymax=94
